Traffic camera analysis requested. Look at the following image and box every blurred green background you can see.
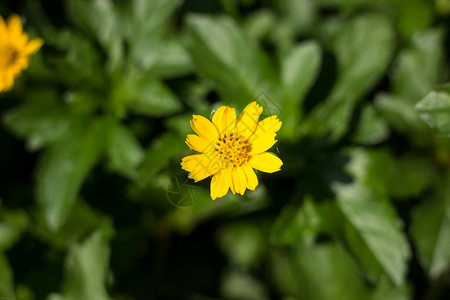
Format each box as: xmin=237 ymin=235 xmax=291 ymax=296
xmin=1 ymin=0 xmax=450 ymax=299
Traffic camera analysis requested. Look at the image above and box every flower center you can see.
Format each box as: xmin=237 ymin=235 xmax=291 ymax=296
xmin=215 ymin=132 xmax=251 ymax=168
xmin=0 ymin=46 xmax=19 ymax=68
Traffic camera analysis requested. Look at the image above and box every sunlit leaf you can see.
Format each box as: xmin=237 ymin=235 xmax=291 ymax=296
xmin=415 ymin=86 xmax=450 ymax=135
xmin=185 ymin=14 xmax=280 ymax=109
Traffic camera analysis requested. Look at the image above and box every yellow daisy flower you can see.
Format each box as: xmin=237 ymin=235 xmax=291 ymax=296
xmin=0 ymin=14 xmax=43 ymax=92
xmin=181 ymin=101 xmax=283 ymax=200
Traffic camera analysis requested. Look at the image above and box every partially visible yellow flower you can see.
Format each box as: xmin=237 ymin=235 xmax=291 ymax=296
xmin=181 ymin=101 xmax=283 ymax=200
xmin=0 ymin=14 xmax=43 ymax=92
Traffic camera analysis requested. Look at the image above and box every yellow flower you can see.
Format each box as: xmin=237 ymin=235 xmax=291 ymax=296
xmin=181 ymin=101 xmax=283 ymax=200
xmin=0 ymin=14 xmax=43 ymax=92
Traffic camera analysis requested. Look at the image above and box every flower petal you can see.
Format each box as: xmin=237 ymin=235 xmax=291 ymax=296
xmin=250 ymin=152 xmax=283 ymax=173
xmin=181 ymin=153 xmax=220 ymax=182
xmin=242 ymin=164 xmax=258 ymax=190
xmin=186 ymin=134 xmax=214 ymax=153
xmin=212 ymin=106 xmax=236 ymax=136
xmin=7 ymin=14 xmax=23 ymax=38
xmin=190 ymin=115 xmax=219 ymax=141
xmin=235 ymin=101 xmax=263 ymax=138
xmin=0 ymin=15 xmax=7 ymax=40
xmin=250 ymin=115 xmax=282 ymax=141
xmin=23 ymin=38 xmax=44 ymax=55
xmin=232 ymin=167 xmax=247 ymax=195
xmin=250 ymin=133 xmax=277 ymax=155
xmin=211 ymin=168 xmax=231 ymax=200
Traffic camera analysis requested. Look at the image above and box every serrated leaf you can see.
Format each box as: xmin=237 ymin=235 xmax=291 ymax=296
xmin=185 ymin=14 xmax=280 ymax=108
xmin=37 ymin=118 xmax=107 ymax=231
xmin=304 ymin=13 xmax=394 ymax=141
xmin=51 ymin=225 xmax=114 ymax=300
xmin=415 ymin=87 xmax=450 ymax=135
xmin=411 ymin=174 xmax=450 ymax=278
xmin=281 ymin=41 xmax=321 ymax=140
xmin=106 ymin=121 xmax=144 ymax=178
xmin=334 ymin=183 xmax=410 ymax=286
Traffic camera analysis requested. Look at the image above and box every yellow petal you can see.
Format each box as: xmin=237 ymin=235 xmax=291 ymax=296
xmin=185 ymin=134 xmax=214 ymax=153
xmin=211 ymin=168 xmax=231 ymax=200
xmin=212 ymin=106 xmax=236 ymax=136
xmin=235 ymin=101 xmax=263 ymax=138
xmin=232 ymin=167 xmax=247 ymax=195
xmin=23 ymin=38 xmax=44 ymax=55
xmin=242 ymin=164 xmax=258 ymax=190
xmin=250 ymin=152 xmax=283 ymax=173
xmin=250 ymin=115 xmax=282 ymax=141
xmin=190 ymin=115 xmax=219 ymax=142
xmin=250 ymin=133 xmax=277 ymax=155
xmin=181 ymin=154 xmax=220 ymax=182
xmin=7 ymin=14 xmax=23 ymax=38
xmin=0 ymin=16 xmax=9 ymax=40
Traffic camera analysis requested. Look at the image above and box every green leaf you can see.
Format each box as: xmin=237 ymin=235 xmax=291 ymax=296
xmin=334 ymin=183 xmax=410 ymax=286
xmin=50 ymin=224 xmax=114 ymax=300
xmin=106 ymin=121 xmax=144 ymax=178
xmin=65 ymin=0 xmax=123 ymax=70
xmin=143 ymin=39 xmax=194 ymax=78
xmin=304 ymin=13 xmax=394 ymax=141
xmin=276 ymin=243 xmax=373 ymax=300
xmin=128 ymin=0 xmax=184 ymax=70
xmin=415 ymin=86 xmax=450 ymax=135
xmin=3 ymin=89 xmax=70 ymax=151
xmin=0 ymin=209 xmax=28 ymax=250
xmin=281 ymin=41 xmax=321 ymax=140
xmin=270 ymin=196 xmax=321 ymax=245
xmin=115 ymin=72 xmax=182 ymax=117
xmin=393 ymin=29 xmax=444 ymax=103
xmin=411 ymin=174 xmax=450 ymax=278
xmin=353 ymin=105 xmax=389 ymax=145
xmin=333 ymin=149 xmax=410 ymax=286
xmin=376 ymin=94 xmax=432 ymax=146
xmin=0 ymin=253 xmax=14 ymax=299
xmin=185 ymin=14 xmax=280 ymax=108
xmin=37 ymin=118 xmax=107 ymax=231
